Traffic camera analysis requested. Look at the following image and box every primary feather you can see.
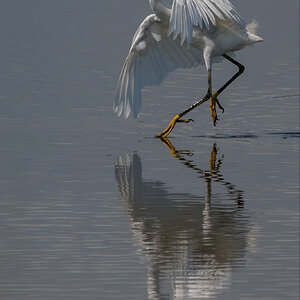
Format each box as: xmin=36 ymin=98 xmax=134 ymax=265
xmin=114 ymin=14 xmax=204 ymax=118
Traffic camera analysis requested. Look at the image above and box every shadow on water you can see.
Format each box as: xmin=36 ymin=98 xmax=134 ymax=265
xmin=267 ymin=132 xmax=300 ymax=139
xmin=189 ymin=132 xmax=299 ymax=140
xmin=114 ymin=139 xmax=251 ymax=299
xmin=190 ymin=133 xmax=258 ymax=139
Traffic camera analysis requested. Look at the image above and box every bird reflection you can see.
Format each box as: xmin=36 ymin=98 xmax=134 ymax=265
xmin=114 ymin=140 xmax=250 ymax=299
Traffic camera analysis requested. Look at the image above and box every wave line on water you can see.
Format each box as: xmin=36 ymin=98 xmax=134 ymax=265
xmin=271 ymin=94 xmax=299 ymax=99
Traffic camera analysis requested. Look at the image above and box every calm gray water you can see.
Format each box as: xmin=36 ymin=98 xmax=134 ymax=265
xmin=0 ymin=0 xmax=299 ymax=299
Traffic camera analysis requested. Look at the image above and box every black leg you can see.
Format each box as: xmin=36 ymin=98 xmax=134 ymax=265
xmin=210 ymin=55 xmax=245 ymax=125
xmin=156 ymin=69 xmax=212 ymax=138
xmin=156 ymin=55 xmax=245 ymax=137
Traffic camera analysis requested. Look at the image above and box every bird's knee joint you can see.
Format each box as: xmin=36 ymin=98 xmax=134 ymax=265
xmin=239 ymin=65 xmax=245 ymax=73
xmin=206 ymin=90 xmax=212 ymax=98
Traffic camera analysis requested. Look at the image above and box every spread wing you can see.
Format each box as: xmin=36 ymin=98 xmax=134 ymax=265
xmin=114 ymin=15 xmax=204 ymax=119
xmin=168 ymin=0 xmax=246 ymax=44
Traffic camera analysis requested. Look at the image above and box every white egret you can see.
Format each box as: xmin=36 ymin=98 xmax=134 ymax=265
xmin=114 ymin=0 xmax=263 ymax=137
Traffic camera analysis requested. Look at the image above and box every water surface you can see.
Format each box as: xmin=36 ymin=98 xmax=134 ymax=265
xmin=0 ymin=0 xmax=299 ymax=299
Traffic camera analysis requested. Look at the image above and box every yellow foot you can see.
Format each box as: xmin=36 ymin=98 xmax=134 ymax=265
xmin=209 ymin=92 xmax=224 ymax=126
xmin=210 ymin=97 xmax=218 ymax=126
xmin=156 ymin=115 xmax=194 ymax=138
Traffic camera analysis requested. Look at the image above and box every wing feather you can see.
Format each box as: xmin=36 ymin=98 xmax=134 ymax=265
xmin=114 ymin=15 xmax=204 ymax=119
xmin=168 ymin=0 xmax=246 ymax=44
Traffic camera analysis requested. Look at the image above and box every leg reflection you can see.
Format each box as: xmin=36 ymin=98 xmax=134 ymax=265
xmin=158 ymin=137 xmax=243 ymax=208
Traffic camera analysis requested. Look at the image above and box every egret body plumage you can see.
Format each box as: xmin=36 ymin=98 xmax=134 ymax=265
xmin=114 ymin=0 xmax=263 ymax=137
